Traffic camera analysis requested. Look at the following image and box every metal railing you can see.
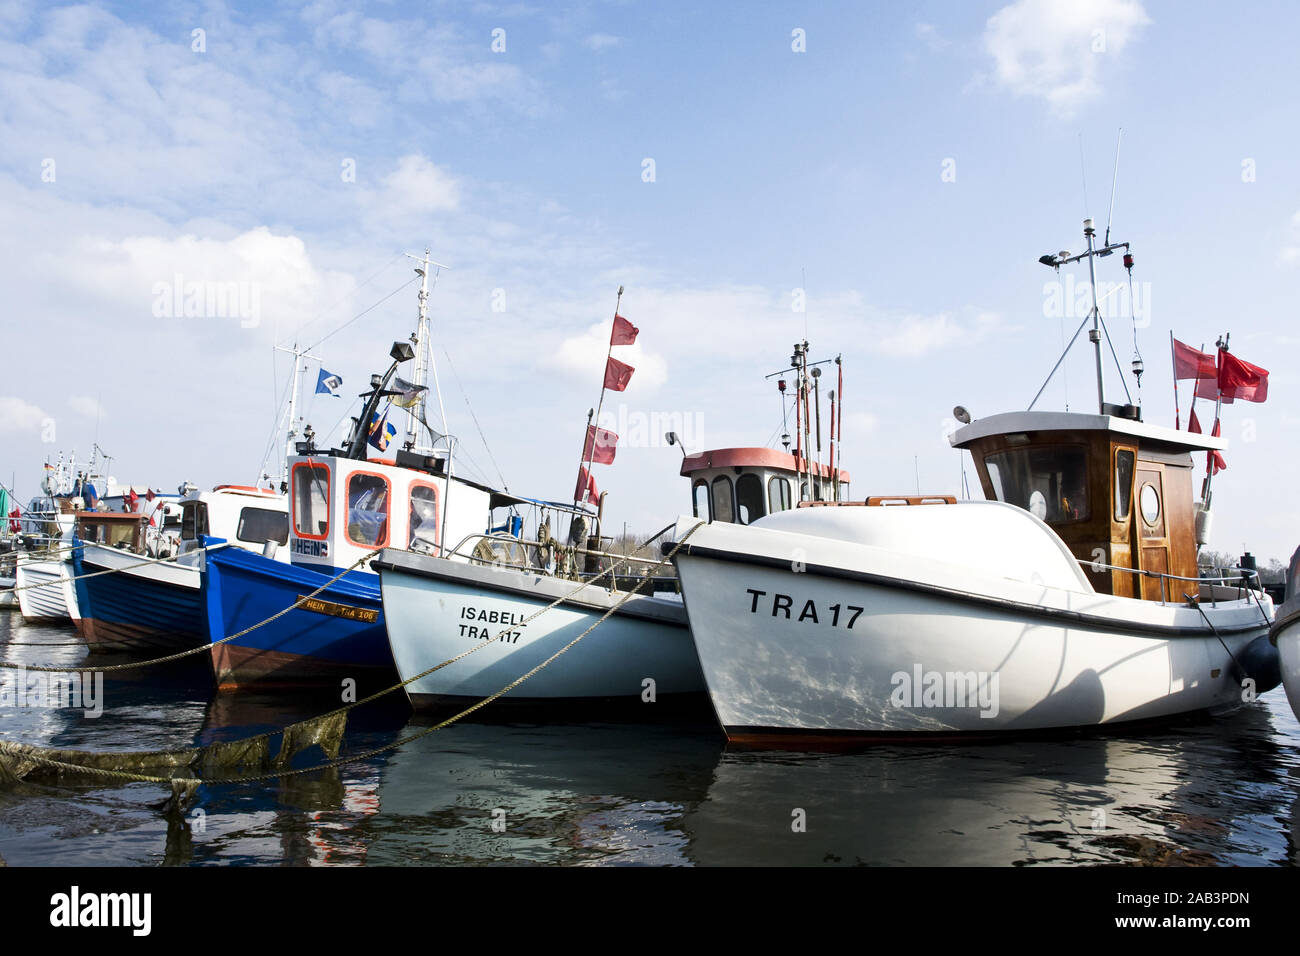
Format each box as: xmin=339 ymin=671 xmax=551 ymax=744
xmin=1078 ymin=558 xmax=1263 ymax=607
xmin=442 ymin=531 xmax=675 ymax=587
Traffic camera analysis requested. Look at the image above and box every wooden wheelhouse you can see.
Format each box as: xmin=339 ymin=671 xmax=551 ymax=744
xmin=951 ymin=410 xmax=1226 ymax=601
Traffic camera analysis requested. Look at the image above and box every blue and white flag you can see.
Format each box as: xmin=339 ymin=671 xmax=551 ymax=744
xmin=316 ymin=368 xmax=343 ymax=396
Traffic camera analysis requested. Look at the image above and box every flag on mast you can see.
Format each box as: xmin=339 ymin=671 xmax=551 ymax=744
xmin=604 ymin=356 xmax=635 ymax=391
xmin=574 ymin=465 xmax=600 ymax=506
xmin=611 ymin=314 xmax=639 ymax=345
xmin=582 ymin=425 xmax=619 ymax=465
xmin=316 ymin=369 xmax=343 ymax=396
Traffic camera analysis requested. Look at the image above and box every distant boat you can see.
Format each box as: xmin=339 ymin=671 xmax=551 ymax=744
xmin=1272 ymin=547 xmax=1300 ymax=722
xmin=71 ymin=486 xmax=289 ymax=653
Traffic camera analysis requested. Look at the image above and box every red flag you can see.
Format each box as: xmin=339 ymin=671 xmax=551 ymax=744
xmin=146 ymin=488 xmax=156 ymax=503
xmin=574 ymin=466 xmax=600 ymax=505
xmin=1208 ymin=419 xmax=1227 ymax=475
xmin=1188 ymin=408 xmax=1202 ymax=434
xmin=1217 ymin=349 xmax=1269 ymax=403
xmin=603 ymin=356 xmax=635 ymax=391
xmin=1172 ymin=338 xmax=1216 ymax=380
xmin=127 ymin=488 xmax=139 ymax=512
xmin=7 ymin=507 xmax=19 ymax=534
xmin=610 ymin=314 xmax=639 ymax=346
xmin=582 ymin=425 xmax=618 ymax=465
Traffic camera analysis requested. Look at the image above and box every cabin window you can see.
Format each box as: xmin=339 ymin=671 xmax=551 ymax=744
xmin=711 ymin=476 xmax=735 ymax=523
xmin=768 ymin=477 xmax=793 ymax=513
xmin=346 ymin=473 xmax=390 ymax=548
xmin=180 ymin=501 xmax=209 ymax=541
xmin=293 ymin=463 xmax=331 ymax=539
xmin=983 ymin=446 xmax=1089 ymax=524
xmin=409 ymin=483 xmax=439 ymax=554
xmin=736 ymin=474 xmax=765 ymax=525
xmin=1114 ymin=449 xmax=1135 ymax=521
xmin=236 ymin=507 xmax=289 ymax=546
xmin=693 ymin=481 xmax=711 ymax=520
xmin=1140 ymin=483 xmax=1161 ymax=526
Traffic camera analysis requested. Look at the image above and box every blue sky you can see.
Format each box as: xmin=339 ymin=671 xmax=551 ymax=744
xmin=1 ymin=0 xmax=1296 ymax=559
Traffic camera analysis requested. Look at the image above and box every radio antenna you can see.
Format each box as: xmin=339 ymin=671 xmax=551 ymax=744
xmin=1105 ymin=128 xmax=1123 ymax=247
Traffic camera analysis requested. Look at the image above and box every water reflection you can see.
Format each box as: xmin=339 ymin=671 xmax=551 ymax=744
xmin=2 ymin=613 xmax=1298 ymax=866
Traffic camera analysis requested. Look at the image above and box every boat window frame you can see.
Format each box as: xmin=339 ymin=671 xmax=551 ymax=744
xmin=292 ymin=461 xmax=332 ymax=541
xmin=235 ymin=506 xmax=290 ymax=546
xmin=408 ymin=480 xmax=441 ymax=554
xmin=735 ymin=473 xmax=765 ymax=525
xmin=982 ymin=443 xmax=1091 ymax=525
xmin=1114 ymin=447 xmax=1136 ymax=522
xmin=345 ymin=469 xmax=392 ymax=550
xmin=711 ymin=475 xmax=735 ymax=524
xmin=768 ymin=476 xmax=792 ymax=513
xmin=692 ymin=480 xmax=711 ymax=520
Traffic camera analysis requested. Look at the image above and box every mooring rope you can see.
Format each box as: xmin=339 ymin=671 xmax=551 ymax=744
xmin=0 ymin=521 xmax=696 ymax=796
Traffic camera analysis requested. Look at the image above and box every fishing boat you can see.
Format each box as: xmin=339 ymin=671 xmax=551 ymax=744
xmin=375 ymin=337 xmax=851 ymax=708
xmin=203 ymin=253 xmax=510 ymax=688
xmin=71 ymin=486 xmax=288 ymax=652
xmin=1271 ymin=547 xmax=1300 ymax=721
xmin=671 ymin=219 xmax=1279 ymax=744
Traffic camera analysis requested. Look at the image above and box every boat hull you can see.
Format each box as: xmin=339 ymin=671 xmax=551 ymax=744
xmin=203 ymin=547 xmax=393 ymax=688
xmin=1273 ymin=603 xmax=1300 ymax=722
xmin=71 ymin=544 xmax=206 ymax=653
xmin=15 ymin=558 xmax=77 ymax=623
xmin=674 ymin=525 xmax=1272 ymax=742
xmin=376 ymin=550 xmax=703 ymax=707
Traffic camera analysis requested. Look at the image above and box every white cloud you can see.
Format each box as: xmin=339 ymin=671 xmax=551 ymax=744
xmin=915 ymin=23 xmax=950 ymax=52
xmin=379 ymin=155 xmax=461 ymax=214
xmin=0 ymin=396 xmax=50 ymax=433
xmin=68 ymin=395 xmax=105 ymax=421
xmin=584 ymin=33 xmax=622 ymax=51
xmin=983 ymin=0 xmax=1151 ymax=113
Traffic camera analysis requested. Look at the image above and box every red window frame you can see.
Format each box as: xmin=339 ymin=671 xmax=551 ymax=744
xmin=291 ymin=461 xmax=331 ymax=541
xmin=345 ymin=469 xmax=392 ymax=550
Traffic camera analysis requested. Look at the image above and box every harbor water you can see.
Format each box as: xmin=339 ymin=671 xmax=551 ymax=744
xmin=2 ymin=612 xmax=1298 ymax=867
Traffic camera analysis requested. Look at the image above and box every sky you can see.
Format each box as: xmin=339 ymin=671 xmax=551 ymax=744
xmin=0 ymin=0 xmax=1296 ymax=560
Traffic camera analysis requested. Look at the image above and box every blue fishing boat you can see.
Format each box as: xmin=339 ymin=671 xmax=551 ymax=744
xmin=72 ymin=487 xmax=288 ymax=652
xmin=202 ymin=326 xmax=514 ymax=689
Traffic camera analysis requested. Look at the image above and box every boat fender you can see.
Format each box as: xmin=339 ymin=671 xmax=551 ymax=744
xmin=1239 ymin=634 xmax=1282 ymax=696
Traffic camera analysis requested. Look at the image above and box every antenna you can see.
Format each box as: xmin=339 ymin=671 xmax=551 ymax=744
xmin=1104 ymin=128 xmax=1123 ymax=247
xmin=1077 ymin=133 xmax=1091 ymax=218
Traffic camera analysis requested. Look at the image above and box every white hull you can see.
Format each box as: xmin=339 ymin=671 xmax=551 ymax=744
xmin=0 ymin=575 xmax=16 ymax=609
xmin=15 ymin=558 xmax=78 ymax=623
xmin=376 ymin=550 xmax=704 ymax=703
xmin=672 ymin=506 xmax=1273 ymax=740
xmin=1278 ymin=617 xmax=1300 ymax=721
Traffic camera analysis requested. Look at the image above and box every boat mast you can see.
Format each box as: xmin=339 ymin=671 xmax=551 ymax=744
xmin=269 ymin=342 xmax=319 ymax=485
xmin=403 ymin=249 xmax=451 ymax=453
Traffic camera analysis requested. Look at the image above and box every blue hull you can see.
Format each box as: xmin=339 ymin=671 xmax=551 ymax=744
xmin=203 ymin=547 xmax=393 ymax=687
xmin=72 ymin=546 xmax=206 ymax=653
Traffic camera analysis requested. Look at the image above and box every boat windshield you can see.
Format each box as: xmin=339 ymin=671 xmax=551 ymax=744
xmin=983 ymin=445 xmax=1089 ymax=524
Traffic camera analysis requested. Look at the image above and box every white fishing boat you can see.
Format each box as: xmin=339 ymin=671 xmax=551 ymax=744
xmin=1271 ymin=547 xmax=1300 ymax=721
xmin=376 ymin=337 xmax=851 ymax=708
xmin=14 ymin=552 xmax=79 ymax=624
xmin=672 ymin=220 xmax=1279 ymax=744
